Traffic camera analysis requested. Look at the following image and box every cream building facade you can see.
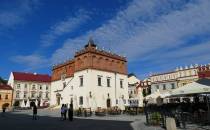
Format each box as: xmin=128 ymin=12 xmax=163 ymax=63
xmin=128 ymin=73 xmax=139 ymax=98
xmin=150 ymin=65 xmax=198 ymax=93
xmin=8 ymin=72 xmax=51 ymax=106
xmin=50 ymin=40 xmax=129 ymax=110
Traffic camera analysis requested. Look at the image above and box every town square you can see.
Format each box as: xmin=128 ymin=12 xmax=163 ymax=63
xmin=1 ymin=0 xmax=210 ymax=130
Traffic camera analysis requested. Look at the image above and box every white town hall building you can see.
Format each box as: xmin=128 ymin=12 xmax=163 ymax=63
xmin=50 ymin=39 xmax=129 ymax=110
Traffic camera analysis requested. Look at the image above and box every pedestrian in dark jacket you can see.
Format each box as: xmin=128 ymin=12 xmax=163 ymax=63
xmin=33 ymin=105 xmax=37 ymax=120
xmin=2 ymin=107 xmax=6 ymax=117
xmin=64 ymin=104 xmax=67 ymax=120
xmin=68 ymin=103 xmax=73 ymax=121
xmin=61 ymin=104 xmax=65 ymax=120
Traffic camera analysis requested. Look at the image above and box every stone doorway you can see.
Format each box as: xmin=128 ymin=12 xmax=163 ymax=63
xmin=106 ymin=98 xmax=111 ymax=108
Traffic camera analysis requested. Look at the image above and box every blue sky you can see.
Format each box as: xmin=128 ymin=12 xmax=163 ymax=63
xmin=1 ymin=0 xmax=210 ymax=79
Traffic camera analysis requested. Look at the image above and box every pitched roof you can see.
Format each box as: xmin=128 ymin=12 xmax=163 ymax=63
xmin=0 ymin=84 xmax=13 ymax=90
xmin=13 ymin=72 xmax=51 ymax=83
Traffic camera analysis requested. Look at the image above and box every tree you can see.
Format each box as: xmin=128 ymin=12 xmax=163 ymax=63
xmin=0 ymin=77 xmax=7 ymax=84
xmin=13 ymin=101 xmax=20 ymax=107
xmin=2 ymin=103 xmax=9 ymax=108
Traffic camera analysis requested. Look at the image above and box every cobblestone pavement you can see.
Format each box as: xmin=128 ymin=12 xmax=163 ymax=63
xmin=176 ymin=123 xmax=210 ymax=130
xmin=0 ymin=109 xmax=165 ymax=130
xmin=1 ymin=109 xmax=210 ymax=130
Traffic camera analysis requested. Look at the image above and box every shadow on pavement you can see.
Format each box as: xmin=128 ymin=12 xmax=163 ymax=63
xmin=0 ymin=112 xmax=133 ymax=130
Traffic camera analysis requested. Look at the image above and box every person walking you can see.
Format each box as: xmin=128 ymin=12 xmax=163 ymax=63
xmin=2 ymin=107 xmax=6 ymax=117
xmin=68 ymin=103 xmax=73 ymax=121
xmin=64 ymin=104 xmax=67 ymax=120
xmin=32 ymin=105 xmax=37 ymax=120
xmin=61 ymin=104 xmax=65 ymax=120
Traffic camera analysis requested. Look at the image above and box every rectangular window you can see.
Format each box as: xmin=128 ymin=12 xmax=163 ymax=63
xmin=39 ymin=85 xmax=42 ymax=90
xmin=163 ymin=84 xmax=166 ymax=90
xmin=0 ymin=94 xmax=1 ymax=100
xmin=16 ymin=92 xmax=20 ymax=98
xmin=32 ymin=85 xmax=36 ymax=90
xmin=80 ymin=76 xmax=83 ymax=86
xmin=79 ymin=96 xmax=83 ymax=105
xmin=24 ymin=93 xmax=27 ymax=98
xmin=120 ymin=79 xmax=123 ymax=88
xmin=171 ymin=83 xmax=175 ymax=89
xmin=24 ymin=84 xmax=27 ymax=89
xmin=31 ymin=93 xmax=35 ymax=98
xmin=46 ymin=86 xmax=48 ymax=90
xmin=156 ymin=85 xmax=159 ymax=89
xmin=17 ymin=84 xmax=20 ymax=89
xmin=98 ymin=76 xmax=102 ymax=86
xmin=107 ymin=78 xmax=110 ymax=87
xmin=5 ymin=95 xmax=8 ymax=99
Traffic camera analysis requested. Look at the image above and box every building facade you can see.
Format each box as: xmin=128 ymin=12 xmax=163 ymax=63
xmin=0 ymin=83 xmax=13 ymax=110
xmin=128 ymin=73 xmax=139 ymax=98
xmin=50 ymin=39 xmax=129 ymax=110
xmin=136 ymin=78 xmax=151 ymax=97
xmin=150 ymin=65 xmax=198 ymax=93
xmin=198 ymin=64 xmax=210 ymax=79
xmin=8 ymin=72 xmax=51 ymax=107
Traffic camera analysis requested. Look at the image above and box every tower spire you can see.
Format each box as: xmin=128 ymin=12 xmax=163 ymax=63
xmin=85 ymin=36 xmax=97 ymax=48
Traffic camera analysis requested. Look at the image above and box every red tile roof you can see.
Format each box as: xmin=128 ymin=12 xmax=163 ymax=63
xmin=0 ymin=84 xmax=13 ymax=90
xmin=13 ymin=72 xmax=51 ymax=83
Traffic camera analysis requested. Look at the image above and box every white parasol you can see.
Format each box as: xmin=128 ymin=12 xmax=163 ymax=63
xmin=40 ymin=99 xmax=43 ymax=107
xmin=26 ymin=99 xmax=30 ymax=107
xmin=73 ymin=95 xmax=78 ymax=110
xmin=119 ymin=98 xmax=125 ymax=111
xmin=35 ymin=99 xmax=38 ymax=106
xmin=21 ymin=100 xmax=26 ymax=108
xmin=91 ymin=95 xmax=97 ymax=111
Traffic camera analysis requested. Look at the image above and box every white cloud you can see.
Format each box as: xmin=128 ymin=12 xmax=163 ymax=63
xmin=11 ymin=0 xmax=210 ymax=77
xmin=40 ymin=9 xmax=91 ymax=47
xmin=11 ymin=54 xmax=47 ymax=70
xmin=0 ymin=0 xmax=40 ymax=28
xmin=51 ymin=0 xmax=210 ymax=64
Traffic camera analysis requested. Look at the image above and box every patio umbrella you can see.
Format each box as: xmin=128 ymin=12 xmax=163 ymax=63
xmin=99 ymin=94 xmax=106 ymax=108
xmin=26 ymin=99 xmax=30 ymax=108
xmin=35 ymin=99 xmax=38 ymax=106
xmin=170 ymin=78 xmax=210 ymax=121
xmin=145 ymin=90 xmax=161 ymax=104
xmin=137 ymin=90 xmax=144 ymax=107
xmin=40 ymin=99 xmax=43 ymax=107
xmin=91 ymin=96 xmax=97 ymax=111
xmin=20 ymin=100 xmax=26 ymax=108
xmin=86 ymin=96 xmax=90 ymax=108
xmin=73 ymin=96 xmax=78 ymax=110
xmin=171 ymin=78 xmax=210 ymax=96
xmin=112 ymin=98 xmax=117 ymax=107
xmin=119 ymin=98 xmax=125 ymax=111
xmin=145 ymin=90 xmax=160 ymax=100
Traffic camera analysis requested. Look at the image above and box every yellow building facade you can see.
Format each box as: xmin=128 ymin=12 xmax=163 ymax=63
xmin=0 ymin=84 xmax=13 ymax=110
